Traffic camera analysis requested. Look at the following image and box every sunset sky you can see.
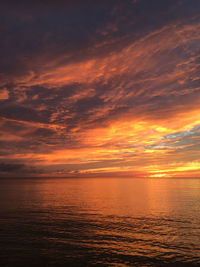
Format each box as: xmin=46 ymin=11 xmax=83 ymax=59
xmin=0 ymin=0 xmax=200 ymax=178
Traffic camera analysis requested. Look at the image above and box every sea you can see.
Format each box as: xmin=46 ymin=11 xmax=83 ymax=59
xmin=0 ymin=177 xmax=200 ymax=266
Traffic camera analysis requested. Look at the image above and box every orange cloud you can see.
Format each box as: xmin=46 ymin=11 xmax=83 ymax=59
xmin=0 ymin=88 xmax=9 ymax=100
xmin=1 ymin=5 xmax=200 ymax=178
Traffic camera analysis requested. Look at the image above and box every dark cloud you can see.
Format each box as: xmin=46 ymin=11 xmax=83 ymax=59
xmin=30 ymin=127 xmax=56 ymax=138
xmin=0 ymin=162 xmax=25 ymax=172
xmin=0 ymin=104 xmax=50 ymax=123
xmin=0 ymin=161 xmax=44 ymax=178
xmin=1 ymin=0 xmax=199 ymax=85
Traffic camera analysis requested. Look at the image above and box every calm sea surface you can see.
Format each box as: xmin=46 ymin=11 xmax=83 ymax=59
xmin=0 ymin=178 xmax=200 ymax=266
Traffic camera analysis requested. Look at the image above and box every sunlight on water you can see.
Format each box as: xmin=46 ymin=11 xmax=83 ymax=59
xmin=0 ymin=178 xmax=200 ymax=266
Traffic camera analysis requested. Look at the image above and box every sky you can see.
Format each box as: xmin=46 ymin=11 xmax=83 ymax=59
xmin=0 ymin=0 xmax=200 ymax=178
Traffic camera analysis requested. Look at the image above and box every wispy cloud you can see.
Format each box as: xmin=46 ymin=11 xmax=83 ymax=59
xmin=0 ymin=0 xmax=200 ymax=177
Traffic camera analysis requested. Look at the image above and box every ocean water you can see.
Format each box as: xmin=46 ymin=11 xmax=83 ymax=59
xmin=0 ymin=178 xmax=200 ymax=266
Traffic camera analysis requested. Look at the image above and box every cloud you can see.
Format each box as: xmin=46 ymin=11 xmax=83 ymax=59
xmin=0 ymin=162 xmax=24 ymax=172
xmin=0 ymin=0 xmax=200 ymax=177
xmin=0 ymin=160 xmax=45 ymax=178
xmin=0 ymin=88 xmax=9 ymax=100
